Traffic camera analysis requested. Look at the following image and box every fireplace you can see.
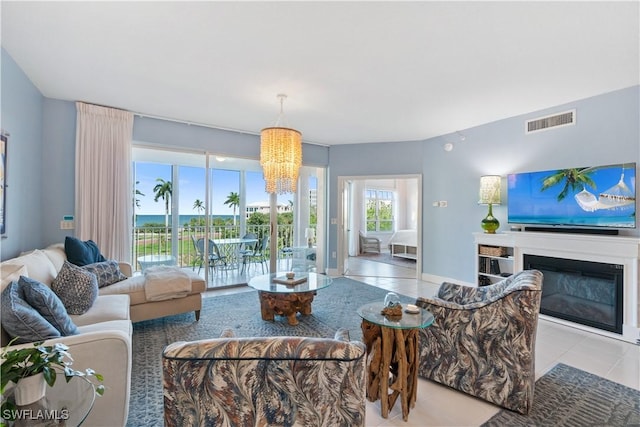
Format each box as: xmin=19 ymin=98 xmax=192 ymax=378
xmin=524 ymin=254 xmax=624 ymax=334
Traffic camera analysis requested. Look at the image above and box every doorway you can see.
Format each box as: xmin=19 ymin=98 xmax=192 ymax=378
xmin=337 ymin=175 xmax=422 ymax=279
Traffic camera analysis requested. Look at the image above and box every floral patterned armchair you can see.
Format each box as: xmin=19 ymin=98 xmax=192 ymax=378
xmin=414 ymin=270 xmax=543 ymax=414
xmin=162 ymin=329 xmax=367 ymax=426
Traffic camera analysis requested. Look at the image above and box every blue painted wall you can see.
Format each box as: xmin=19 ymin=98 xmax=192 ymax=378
xmin=2 ymin=47 xmax=638 ymax=288
xmin=418 ymin=86 xmax=640 ymax=283
xmin=0 ymin=49 xmax=44 ymax=259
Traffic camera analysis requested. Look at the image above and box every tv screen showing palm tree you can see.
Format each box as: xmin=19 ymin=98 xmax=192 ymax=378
xmin=507 ymin=163 xmax=636 ymax=229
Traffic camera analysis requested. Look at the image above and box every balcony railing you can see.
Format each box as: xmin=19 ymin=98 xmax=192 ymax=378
xmin=131 ymin=224 xmax=296 ymax=272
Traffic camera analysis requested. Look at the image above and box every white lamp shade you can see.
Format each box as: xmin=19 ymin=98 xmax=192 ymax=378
xmin=479 ymin=175 xmax=501 ymax=205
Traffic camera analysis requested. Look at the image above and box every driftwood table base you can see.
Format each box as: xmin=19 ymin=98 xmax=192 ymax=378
xmin=258 ymin=291 xmax=316 ymax=325
xmin=361 ymin=319 xmax=420 ymax=421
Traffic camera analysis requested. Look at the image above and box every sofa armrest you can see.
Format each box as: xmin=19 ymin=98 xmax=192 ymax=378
xmin=5 ymin=329 xmax=132 ymax=427
xmin=118 ymin=262 xmax=133 ymax=277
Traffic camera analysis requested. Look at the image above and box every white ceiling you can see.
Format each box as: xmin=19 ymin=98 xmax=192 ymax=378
xmin=2 ymin=1 xmax=638 ymax=145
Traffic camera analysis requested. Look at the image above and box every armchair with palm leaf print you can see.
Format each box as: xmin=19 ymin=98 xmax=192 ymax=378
xmin=162 ymin=328 xmax=367 ymax=427
xmin=414 ymin=270 xmax=543 ymax=415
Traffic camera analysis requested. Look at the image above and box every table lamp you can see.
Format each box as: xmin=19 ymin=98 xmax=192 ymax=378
xmin=478 ymin=175 xmax=501 ymax=233
xmin=305 ymin=228 xmax=315 ymax=248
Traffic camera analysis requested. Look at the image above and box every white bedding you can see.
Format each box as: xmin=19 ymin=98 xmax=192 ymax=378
xmin=389 ymin=230 xmax=417 ymax=247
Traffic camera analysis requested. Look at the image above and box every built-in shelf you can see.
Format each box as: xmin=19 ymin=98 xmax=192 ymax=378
xmin=472 ymin=231 xmax=640 ymax=344
xmin=390 ymin=244 xmax=417 ymax=260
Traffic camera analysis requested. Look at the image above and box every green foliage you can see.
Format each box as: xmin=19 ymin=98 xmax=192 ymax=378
xmin=247 ymin=212 xmax=269 ymax=225
xmin=541 ymin=168 xmax=595 ymax=202
xmin=1 ymin=339 xmax=105 ymax=420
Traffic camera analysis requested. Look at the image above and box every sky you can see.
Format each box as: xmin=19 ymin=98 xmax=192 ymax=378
xmin=134 ymin=162 xmax=308 ymax=215
xmin=507 ymin=163 xmax=636 ymax=225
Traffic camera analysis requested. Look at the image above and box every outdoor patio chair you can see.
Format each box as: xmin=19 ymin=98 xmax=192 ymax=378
xmin=195 ymin=238 xmax=227 ymax=275
xmin=241 ymin=235 xmax=269 ymax=274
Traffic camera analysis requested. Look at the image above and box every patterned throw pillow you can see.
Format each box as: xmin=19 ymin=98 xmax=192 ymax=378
xmin=51 ymin=261 xmax=99 ymax=315
xmin=19 ymin=276 xmax=79 ymax=336
xmin=1 ymin=281 xmax=61 ymax=344
xmin=81 ymin=260 xmax=127 ymax=288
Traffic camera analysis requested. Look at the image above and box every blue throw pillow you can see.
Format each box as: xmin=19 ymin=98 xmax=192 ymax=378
xmin=19 ymin=276 xmax=79 ymax=336
xmin=81 ymin=260 xmax=127 ymax=288
xmin=1 ymin=281 xmax=61 ymax=344
xmin=51 ymin=261 xmax=99 ymax=315
xmin=64 ymin=236 xmax=106 ymax=266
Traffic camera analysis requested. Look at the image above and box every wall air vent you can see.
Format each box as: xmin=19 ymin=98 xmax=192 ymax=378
xmin=525 ymin=109 xmax=576 ymax=134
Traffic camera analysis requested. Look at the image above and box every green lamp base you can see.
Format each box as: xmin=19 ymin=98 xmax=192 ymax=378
xmin=481 ymin=204 xmax=500 ymax=234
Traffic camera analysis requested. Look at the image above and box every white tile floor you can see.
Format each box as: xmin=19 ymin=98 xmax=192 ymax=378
xmin=206 ymin=255 xmax=640 ymax=426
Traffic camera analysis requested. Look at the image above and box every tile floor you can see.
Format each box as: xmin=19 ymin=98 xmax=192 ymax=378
xmin=206 ymin=254 xmax=640 ymax=427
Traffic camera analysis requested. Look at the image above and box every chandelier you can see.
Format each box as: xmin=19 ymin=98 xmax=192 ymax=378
xmin=260 ymin=94 xmax=302 ymax=194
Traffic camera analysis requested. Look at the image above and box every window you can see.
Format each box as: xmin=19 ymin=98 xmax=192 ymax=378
xmin=365 ymin=189 xmax=394 ymax=232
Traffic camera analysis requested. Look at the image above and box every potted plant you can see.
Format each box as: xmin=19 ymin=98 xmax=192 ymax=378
xmin=1 ymin=339 xmax=105 ymax=417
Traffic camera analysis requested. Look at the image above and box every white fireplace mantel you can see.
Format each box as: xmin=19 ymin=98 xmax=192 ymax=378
xmin=481 ymin=231 xmax=639 ymax=344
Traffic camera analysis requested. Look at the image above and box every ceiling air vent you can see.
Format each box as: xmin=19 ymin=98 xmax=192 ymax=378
xmin=525 ymin=109 xmax=576 ymax=134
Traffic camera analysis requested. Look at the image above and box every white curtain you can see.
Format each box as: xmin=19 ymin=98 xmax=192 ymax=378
xmin=75 ymin=102 xmax=133 ymax=261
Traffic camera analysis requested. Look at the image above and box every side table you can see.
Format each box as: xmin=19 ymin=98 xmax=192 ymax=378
xmin=357 ymin=302 xmax=434 ymax=421
xmin=2 ymin=377 xmax=96 ymax=426
xmin=137 ymin=254 xmax=176 ymax=272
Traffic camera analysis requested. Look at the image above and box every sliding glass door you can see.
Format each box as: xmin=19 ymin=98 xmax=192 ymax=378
xmin=133 ymin=146 xmax=325 ymax=288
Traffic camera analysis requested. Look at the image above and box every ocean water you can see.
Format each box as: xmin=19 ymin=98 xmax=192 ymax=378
xmin=135 ymin=214 xmax=233 ymax=227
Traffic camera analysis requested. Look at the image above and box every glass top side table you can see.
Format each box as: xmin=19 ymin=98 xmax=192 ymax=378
xmin=357 ymin=301 xmax=434 ymax=422
xmin=2 ymin=377 xmax=96 ymax=426
xmin=357 ymin=301 xmax=434 ymax=329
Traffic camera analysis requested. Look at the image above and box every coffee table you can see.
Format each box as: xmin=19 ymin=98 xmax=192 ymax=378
xmin=248 ymin=273 xmax=333 ymax=325
xmin=357 ymin=302 xmax=434 ymax=421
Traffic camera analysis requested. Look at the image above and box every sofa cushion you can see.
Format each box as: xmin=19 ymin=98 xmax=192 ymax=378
xmin=76 ymin=319 xmax=132 ymax=338
xmin=19 ymin=276 xmax=79 ymax=336
xmin=99 ymin=271 xmax=205 ymax=306
xmin=70 ymin=294 xmax=130 ymax=327
xmin=64 ymin=236 xmax=106 ymax=266
xmin=1 ymin=264 xmax=27 ymax=292
xmin=1 ymin=250 xmax=57 ymax=286
xmin=42 ymin=243 xmax=67 ymax=272
xmin=52 ymin=261 xmax=99 ymax=315
xmin=99 ymin=275 xmax=147 ymax=305
xmin=1 ymin=281 xmax=61 ymax=344
xmin=81 ymin=260 xmax=127 ymax=288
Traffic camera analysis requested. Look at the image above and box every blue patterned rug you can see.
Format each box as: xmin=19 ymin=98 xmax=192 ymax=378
xmin=482 ymin=363 xmax=640 ymax=427
xmin=127 ymin=277 xmax=411 ymax=427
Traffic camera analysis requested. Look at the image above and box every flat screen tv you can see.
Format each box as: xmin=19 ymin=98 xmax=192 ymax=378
xmin=507 ymin=162 xmax=636 ymax=229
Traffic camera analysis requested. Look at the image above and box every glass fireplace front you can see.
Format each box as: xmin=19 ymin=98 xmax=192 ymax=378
xmin=524 ymin=254 xmax=623 ymax=334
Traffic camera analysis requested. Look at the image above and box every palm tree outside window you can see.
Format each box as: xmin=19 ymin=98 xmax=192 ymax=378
xmin=153 ymin=178 xmax=172 ymax=229
xmin=224 ymin=192 xmax=240 ymax=226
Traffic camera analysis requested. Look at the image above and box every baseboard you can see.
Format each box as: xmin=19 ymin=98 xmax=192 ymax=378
xmin=421 ymin=273 xmax=474 ymax=287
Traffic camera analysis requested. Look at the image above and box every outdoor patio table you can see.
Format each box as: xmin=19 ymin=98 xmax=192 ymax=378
xmin=216 ymin=237 xmax=258 ymax=271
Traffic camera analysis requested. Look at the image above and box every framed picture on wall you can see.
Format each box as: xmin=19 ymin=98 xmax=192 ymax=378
xmin=1 ymin=132 xmax=6 ymax=235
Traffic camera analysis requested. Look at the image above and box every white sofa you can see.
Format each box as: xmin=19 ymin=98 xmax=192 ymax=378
xmin=1 ymin=246 xmax=132 ymax=426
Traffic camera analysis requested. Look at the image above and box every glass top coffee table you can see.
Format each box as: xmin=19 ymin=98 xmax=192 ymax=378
xmin=357 ymin=301 xmax=434 ymax=421
xmin=248 ymin=272 xmax=333 ymax=325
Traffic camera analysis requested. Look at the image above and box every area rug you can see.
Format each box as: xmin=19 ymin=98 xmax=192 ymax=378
xmin=482 ymin=363 xmax=640 ymax=427
xmin=357 ymin=251 xmax=417 ymax=268
xmin=127 ymin=277 xmax=413 ymax=427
